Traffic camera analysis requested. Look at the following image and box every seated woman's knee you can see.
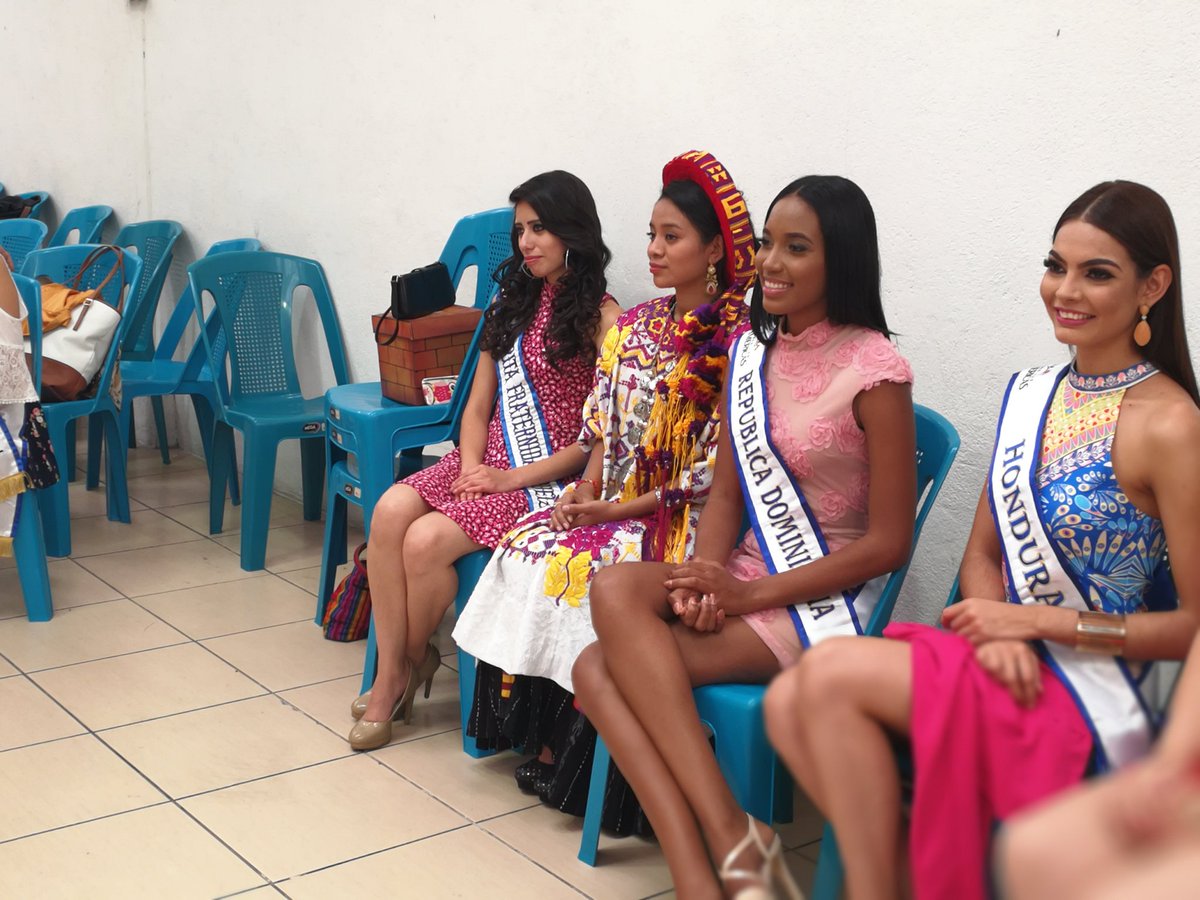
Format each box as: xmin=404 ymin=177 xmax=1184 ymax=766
xmin=369 ymin=485 xmax=424 ymax=543
xmin=572 ymin=643 xmax=608 ymax=703
xmin=764 ymin=667 xmax=804 ymax=743
xmin=793 ymin=639 xmax=859 ymax=708
xmin=589 ymin=564 xmax=644 ymax=639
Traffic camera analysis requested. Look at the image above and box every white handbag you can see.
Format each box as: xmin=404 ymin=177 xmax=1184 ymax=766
xmin=23 ymin=246 xmax=125 ymax=403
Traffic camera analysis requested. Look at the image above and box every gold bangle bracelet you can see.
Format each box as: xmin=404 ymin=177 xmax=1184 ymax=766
xmin=1075 ymin=610 xmax=1127 ymax=655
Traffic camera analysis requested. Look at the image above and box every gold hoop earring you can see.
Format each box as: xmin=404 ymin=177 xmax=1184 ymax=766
xmin=1133 ymin=304 xmax=1152 ymax=347
xmin=705 ymin=263 xmax=719 ymax=297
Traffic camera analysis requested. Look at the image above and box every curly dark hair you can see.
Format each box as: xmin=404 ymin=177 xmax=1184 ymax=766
xmin=479 ymin=171 xmax=611 ymax=364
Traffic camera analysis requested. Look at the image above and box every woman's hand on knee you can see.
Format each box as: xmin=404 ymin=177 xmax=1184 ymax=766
xmin=674 ymin=590 xmax=725 ymax=633
xmin=974 ymin=640 xmax=1042 ymax=708
xmin=665 ymin=558 xmax=751 ymax=617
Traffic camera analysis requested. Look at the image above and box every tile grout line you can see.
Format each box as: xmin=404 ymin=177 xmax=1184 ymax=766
xmin=476 ymin=822 xmax=594 ymax=899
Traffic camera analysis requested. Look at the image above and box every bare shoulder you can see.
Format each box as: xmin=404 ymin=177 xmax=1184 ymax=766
xmin=1125 ymin=375 xmax=1200 ymax=457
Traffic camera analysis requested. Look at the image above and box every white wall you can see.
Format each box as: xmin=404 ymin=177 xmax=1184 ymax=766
xmin=4 ymin=0 xmax=1198 ymax=624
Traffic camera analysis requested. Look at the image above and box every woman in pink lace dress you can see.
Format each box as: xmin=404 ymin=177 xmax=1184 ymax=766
xmin=349 ymin=171 xmax=620 ymax=751
xmin=574 ymin=176 xmax=917 ymax=899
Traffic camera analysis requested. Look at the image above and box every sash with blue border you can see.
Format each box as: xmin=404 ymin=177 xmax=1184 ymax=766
xmin=726 ymin=331 xmax=884 ymax=648
xmin=496 ymin=335 xmax=562 ymax=512
xmin=988 ymin=364 xmax=1155 ymax=770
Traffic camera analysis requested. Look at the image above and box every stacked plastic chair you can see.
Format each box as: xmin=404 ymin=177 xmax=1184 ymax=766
xmin=577 ymin=404 xmax=961 ymax=865
xmin=191 ymin=251 xmax=349 ymax=571
xmin=11 ymin=274 xmax=53 ymax=620
xmin=48 ymin=205 xmax=113 ymax=247
xmin=314 ymin=209 xmax=512 ymax=758
xmin=18 ymin=191 xmax=51 ymax=221
xmin=0 ymin=219 xmax=49 ymax=270
xmin=19 ymin=245 xmax=144 ymax=556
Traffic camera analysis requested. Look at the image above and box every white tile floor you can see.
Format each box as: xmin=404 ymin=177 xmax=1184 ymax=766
xmin=0 ymin=448 xmax=824 ymax=899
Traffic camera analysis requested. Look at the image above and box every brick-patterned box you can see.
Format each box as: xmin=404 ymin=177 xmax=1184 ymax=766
xmin=373 ymin=305 xmax=483 ymax=405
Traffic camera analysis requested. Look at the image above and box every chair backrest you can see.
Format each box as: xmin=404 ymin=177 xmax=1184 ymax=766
xmin=115 ymin=220 xmax=184 ymax=360
xmin=18 ymin=191 xmax=50 ymax=221
xmin=166 ymin=238 xmax=263 ymax=373
xmin=435 ymin=207 xmax=514 ymax=430
xmin=188 ymin=250 xmax=349 ymax=407
xmin=0 ymin=219 xmax=49 ymax=270
xmin=19 ymin=244 xmax=144 ymax=400
xmin=13 ymin=274 xmax=42 ymax=394
xmin=48 ymin=205 xmax=113 ymax=247
xmin=864 ymin=403 xmax=961 ymax=633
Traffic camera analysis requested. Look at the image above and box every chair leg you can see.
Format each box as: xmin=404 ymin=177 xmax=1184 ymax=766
xmin=317 ymin=485 xmax=347 ymax=624
xmin=577 ymin=735 xmax=612 ymax=865
xmin=37 ymin=416 xmax=73 ymax=558
xmin=85 ymin=413 xmax=103 ymax=490
xmin=102 ymin=410 xmax=131 ymax=523
xmin=14 ymin=493 xmax=53 ymax=621
xmin=239 ymin=431 xmax=278 ymax=571
xmin=151 ymin=396 xmax=171 ymax=465
xmin=208 ymin=422 xmax=234 ymax=534
xmin=300 ymin=437 xmax=324 ymax=522
xmin=65 ymin=418 xmax=77 ymax=482
xmin=192 ymin=395 xmax=239 ymax=506
xmin=811 ymin=823 xmax=844 ymax=900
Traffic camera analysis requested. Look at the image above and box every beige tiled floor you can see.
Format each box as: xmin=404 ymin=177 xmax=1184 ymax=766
xmin=0 ymin=448 xmax=825 ymax=899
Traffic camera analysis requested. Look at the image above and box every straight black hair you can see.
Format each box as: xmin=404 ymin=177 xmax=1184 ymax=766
xmin=750 ymin=175 xmax=891 ymax=344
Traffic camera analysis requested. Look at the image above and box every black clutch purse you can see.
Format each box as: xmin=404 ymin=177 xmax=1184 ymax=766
xmin=391 ymin=262 xmax=455 ymax=321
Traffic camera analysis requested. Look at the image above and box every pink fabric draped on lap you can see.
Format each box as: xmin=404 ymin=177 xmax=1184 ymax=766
xmin=884 ymin=622 xmax=1094 ymax=900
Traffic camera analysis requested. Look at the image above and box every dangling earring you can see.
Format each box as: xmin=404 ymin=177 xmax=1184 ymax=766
xmin=563 ymin=249 xmax=572 ymax=272
xmin=520 ymin=262 xmax=533 ymax=277
xmin=1133 ymin=304 xmax=1152 ymax=347
xmin=705 ymin=263 xmax=718 ymax=297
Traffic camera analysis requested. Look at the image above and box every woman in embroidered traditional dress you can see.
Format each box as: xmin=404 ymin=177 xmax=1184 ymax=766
xmin=767 ymin=180 xmax=1200 ymax=900
xmin=348 ymin=171 xmax=620 ymax=751
xmin=452 ymin=150 xmax=755 ymax=804
xmin=573 ymin=176 xmax=917 ymax=899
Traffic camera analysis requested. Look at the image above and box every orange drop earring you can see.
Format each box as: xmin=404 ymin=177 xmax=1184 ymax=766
xmin=1133 ymin=304 xmax=1152 ymax=347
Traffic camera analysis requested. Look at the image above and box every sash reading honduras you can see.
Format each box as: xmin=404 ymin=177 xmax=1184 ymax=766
xmin=726 ymin=331 xmax=885 ymax=648
xmin=989 ymin=365 xmax=1154 ymax=770
xmin=496 ymin=335 xmax=563 ymax=512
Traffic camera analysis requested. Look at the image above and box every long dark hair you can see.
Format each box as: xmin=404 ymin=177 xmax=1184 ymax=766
xmin=750 ymin=175 xmax=891 ymax=344
xmin=480 ymin=170 xmax=610 ymax=364
xmin=659 ymin=178 xmax=729 ymax=294
xmin=1054 ymin=180 xmax=1199 ymax=407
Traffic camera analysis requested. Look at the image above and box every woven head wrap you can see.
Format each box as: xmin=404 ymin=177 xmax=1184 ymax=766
xmin=628 ymin=150 xmax=756 ymax=562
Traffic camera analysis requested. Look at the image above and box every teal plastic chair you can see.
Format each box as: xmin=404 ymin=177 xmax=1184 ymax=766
xmin=191 ymin=251 xmax=350 ymax=571
xmin=119 ymin=238 xmax=260 ymax=494
xmin=320 ymin=207 xmax=512 ymax=620
xmin=578 ymin=404 xmax=962 ymax=865
xmin=11 ymin=274 xmax=53 ymax=620
xmin=0 ymin=219 xmax=49 ymax=269
xmin=19 ymin=245 xmax=144 ymax=557
xmin=48 ymin=205 xmax=113 ymax=247
xmin=18 ymin=191 xmax=50 ymax=221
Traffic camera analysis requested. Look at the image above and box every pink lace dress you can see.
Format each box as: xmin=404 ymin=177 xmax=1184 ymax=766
xmin=730 ymin=319 xmax=913 ymax=667
xmin=400 ymin=283 xmax=606 ymax=547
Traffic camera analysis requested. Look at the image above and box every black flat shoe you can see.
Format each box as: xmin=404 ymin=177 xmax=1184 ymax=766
xmin=515 ymin=758 xmax=554 ymax=794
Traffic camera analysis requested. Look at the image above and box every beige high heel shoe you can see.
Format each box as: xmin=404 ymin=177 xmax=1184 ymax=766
xmin=350 ymin=691 xmax=369 ymax=720
xmin=347 ymin=644 xmax=442 ymax=751
xmin=718 ymin=813 xmax=806 ymax=900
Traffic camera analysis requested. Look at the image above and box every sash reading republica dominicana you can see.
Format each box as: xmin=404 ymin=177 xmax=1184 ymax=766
xmin=727 ymin=330 xmax=884 ymax=648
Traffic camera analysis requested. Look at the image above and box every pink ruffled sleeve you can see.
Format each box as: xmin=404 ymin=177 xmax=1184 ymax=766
xmin=852 ymin=331 xmax=914 ymax=392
